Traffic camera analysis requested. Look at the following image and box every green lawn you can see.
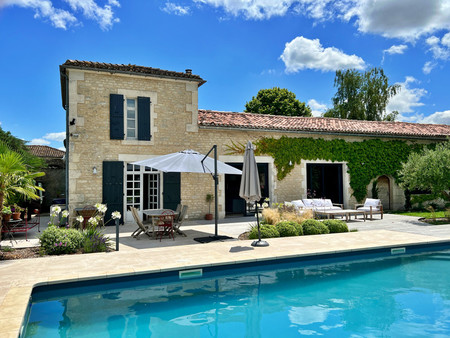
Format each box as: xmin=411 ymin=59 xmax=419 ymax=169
xmin=391 ymin=211 xmax=447 ymax=218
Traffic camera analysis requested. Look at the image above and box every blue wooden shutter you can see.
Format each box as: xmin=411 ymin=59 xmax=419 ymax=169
xmin=163 ymin=172 xmax=180 ymax=210
xmin=137 ymin=96 xmax=151 ymax=141
xmin=102 ymin=161 xmax=124 ymax=224
xmin=110 ymin=94 xmax=124 ymax=140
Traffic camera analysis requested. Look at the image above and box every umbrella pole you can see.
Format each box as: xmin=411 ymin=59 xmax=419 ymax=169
xmin=252 ymin=202 xmax=269 ymax=247
xmin=214 ymin=145 xmax=219 ymax=237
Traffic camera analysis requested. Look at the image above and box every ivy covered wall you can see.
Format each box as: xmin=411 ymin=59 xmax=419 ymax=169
xmin=253 ymin=136 xmax=432 ymax=202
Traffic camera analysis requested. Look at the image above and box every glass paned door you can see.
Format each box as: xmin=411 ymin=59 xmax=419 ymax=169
xmin=125 ymin=164 xmax=160 ymax=222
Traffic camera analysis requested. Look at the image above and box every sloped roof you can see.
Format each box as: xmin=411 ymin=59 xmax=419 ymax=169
xmin=198 ymin=110 xmax=450 ymax=140
xmin=27 ymin=145 xmax=65 ymax=158
xmin=61 ymin=60 xmax=206 ymax=85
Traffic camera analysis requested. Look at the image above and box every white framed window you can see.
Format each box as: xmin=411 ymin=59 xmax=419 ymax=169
xmin=126 ymin=98 xmax=137 ymax=140
xmin=125 ymin=163 xmax=161 ymax=222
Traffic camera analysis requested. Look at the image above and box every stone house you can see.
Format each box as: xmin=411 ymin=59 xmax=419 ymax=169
xmin=59 ymin=60 xmax=450 ymax=223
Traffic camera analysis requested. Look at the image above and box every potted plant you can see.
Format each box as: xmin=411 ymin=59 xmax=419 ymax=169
xmin=205 ymin=193 xmax=214 ymax=220
xmin=2 ymin=205 xmax=12 ymax=222
xmin=11 ymin=205 xmax=23 ymax=220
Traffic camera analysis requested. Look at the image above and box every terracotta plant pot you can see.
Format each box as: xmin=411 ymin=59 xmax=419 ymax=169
xmin=2 ymin=213 xmax=11 ymax=222
xmin=12 ymin=212 xmax=21 ymax=220
xmin=205 ymin=213 xmax=213 ymax=220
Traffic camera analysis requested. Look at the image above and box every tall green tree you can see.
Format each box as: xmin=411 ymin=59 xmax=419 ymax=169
xmin=324 ymin=68 xmax=400 ymax=121
xmin=400 ymin=140 xmax=450 ymax=201
xmin=0 ymin=126 xmax=45 ymax=171
xmin=245 ymin=87 xmax=312 ymax=117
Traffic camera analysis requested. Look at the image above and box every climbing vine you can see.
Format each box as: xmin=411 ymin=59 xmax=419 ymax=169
xmin=227 ymin=137 xmax=434 ymax=202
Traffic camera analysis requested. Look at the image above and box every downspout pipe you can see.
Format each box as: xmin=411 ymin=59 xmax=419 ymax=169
xmin=60 ymin=70 xmax=69 ymax=211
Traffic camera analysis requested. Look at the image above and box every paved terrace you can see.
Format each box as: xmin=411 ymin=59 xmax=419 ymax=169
xmin=1 ymin=214 xmax=449 ymax=337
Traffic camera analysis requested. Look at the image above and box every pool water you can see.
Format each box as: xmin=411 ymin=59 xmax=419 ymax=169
xmin=24 ymin=250 xmax=450 ymax=337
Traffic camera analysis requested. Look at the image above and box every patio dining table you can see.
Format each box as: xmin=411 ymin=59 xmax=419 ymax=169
xmin=142 ymin=209 xmax=179 ymax=239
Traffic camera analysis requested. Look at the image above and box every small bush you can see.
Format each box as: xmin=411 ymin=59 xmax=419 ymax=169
xmin=82 ymin=227 xmax=112 ymax=253
xmin=40 ymin=226 xmax=83 ymax=255
xmin=249 ymin=224 xmax=280 ymax=239
xmin=301 ymin=219 xmax=330 ymax=235
xmin=322 ymin=220 xmax=349 ymax=233
xmin=276 ymin=221 xmax=299 ymax=237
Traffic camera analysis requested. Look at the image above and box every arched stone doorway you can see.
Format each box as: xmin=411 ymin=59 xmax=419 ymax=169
xmin=377 ymin=175 xmax=391 ymax=210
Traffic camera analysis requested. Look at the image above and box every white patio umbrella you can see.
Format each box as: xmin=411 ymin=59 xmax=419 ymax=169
xmin=239 ymin=141 xmax=269 ymax=247
xmin=131 ymin=146 xmax=242 ymax=240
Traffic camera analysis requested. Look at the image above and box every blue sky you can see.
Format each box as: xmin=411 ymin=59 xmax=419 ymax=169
xmin=1 ymin=0 xmax=450 ymax=150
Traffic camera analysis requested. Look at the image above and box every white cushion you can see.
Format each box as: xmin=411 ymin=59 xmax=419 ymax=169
xmin=364 ymin=198 xmax=381 ymax=207
xmin=357 ymin=206 xmax=381 ymax=212
xmin=302 ymin=199 xmax=314 ymax=207
xmin=312 ymin=199 xmax=325 ymax=207
xmin=291 ymin=200 xmax=305 ymax=209
xmin=323 ymin=199 xmax=333 ymax=207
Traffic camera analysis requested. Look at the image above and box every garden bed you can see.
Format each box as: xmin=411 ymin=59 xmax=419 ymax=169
xmin=418 ymin=217 xmax=450 ymax=225
xmin=0 ymin=247 xmax=41 ymax=260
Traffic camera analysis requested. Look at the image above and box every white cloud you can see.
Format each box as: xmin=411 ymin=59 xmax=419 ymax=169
xmin=0 ymin=0 xmax=120 ymax=30
xmin=194 ymin=0 xmax=295 ymax=20
xmin=383 ymin=44 xmax=408 ymax=55
xmin=348 ymin=0 xmax=450 ymax=41
xmin=44 ymin=132 xmax=66 ymax=142
xmin=29 ymin=138 xmax=51 ymax=145
xmin=192 ymin=1 xmax=450 ymax=42
xmin=420 ymin=110 xmax=450 ymax=125
xmin=307 ymin=99 xmax=328 ymax=117
xmin=426 ymin=33 xmax=450 ymax=60
xmin=422 ymin=61 xmax=436 ymax=74
xmin=386 ymin=76 xmax=427 ymax=122
xmin=162 ymin=2 xmax=190 ymax=16
xmin=280 ymin=36 xmax=365 ymax=73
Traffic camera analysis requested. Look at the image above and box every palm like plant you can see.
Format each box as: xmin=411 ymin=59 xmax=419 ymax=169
xmin=0 ymin=144 xmax=44 ymax=233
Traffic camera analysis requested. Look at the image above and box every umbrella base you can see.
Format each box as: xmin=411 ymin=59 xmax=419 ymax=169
xmin=251 ymin=240 xmax=269 ymax=247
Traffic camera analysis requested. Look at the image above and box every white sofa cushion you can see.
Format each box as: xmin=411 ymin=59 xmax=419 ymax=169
xmin=302 ymin=199 xmax=314 ymax=207
xmin=364 ymin=198 xmax=381 ymax=207
xmin=291 ymin=200 xmax=305 ymax=209
xmin=357 ymin=206 xmax=381 ymax=212
xmin=323 ymin=199 xmax=333 ymax=207
xmin=312 ymin=199 xmax=325 ymax=207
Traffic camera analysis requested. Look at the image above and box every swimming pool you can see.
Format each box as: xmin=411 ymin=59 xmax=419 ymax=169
xmin=23 ymin=245 xmax=450 ymax=337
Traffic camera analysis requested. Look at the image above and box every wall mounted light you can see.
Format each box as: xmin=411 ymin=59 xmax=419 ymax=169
xmin=70 ymin=118 xmax=76 ymax=125
xmin=93 ymin=166 xmax=97 ymax=175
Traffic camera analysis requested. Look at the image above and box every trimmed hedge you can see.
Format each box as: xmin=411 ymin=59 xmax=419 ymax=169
xmin=39 ymin=226 xmax=84 ymax=255
xmin=301 ymin=219 xmax=330 ymax=235
xmin=249 ymin=224 xmax=280 ymax=239
xmin=276 ymin=221 xmax=300 ymax=237
xmin=322 ymin=219 xmax=349 ymax=233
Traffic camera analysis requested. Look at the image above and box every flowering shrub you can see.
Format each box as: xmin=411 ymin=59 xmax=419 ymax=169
xmin=39 ymin=226 xmax=84 ymax=255
xmin=82 ymin=227 xmax=112 ymax=253
xmin=48 ymin=206 xmax=70 ymax=227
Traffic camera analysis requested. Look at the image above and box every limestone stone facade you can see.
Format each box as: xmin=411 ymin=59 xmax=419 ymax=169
xmin=60 ymin=61 xmax=447 ymax=223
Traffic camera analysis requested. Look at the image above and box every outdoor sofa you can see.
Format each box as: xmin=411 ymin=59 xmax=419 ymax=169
xmin=291 ymin=198 xmax=343 ymax=212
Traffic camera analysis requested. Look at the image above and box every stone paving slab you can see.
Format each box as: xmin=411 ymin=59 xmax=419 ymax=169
xmin=1 ymin=229 xmax=450 ymax=337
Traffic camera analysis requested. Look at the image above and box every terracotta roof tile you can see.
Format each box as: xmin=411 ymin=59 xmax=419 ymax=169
xmin=61 ymin=60 xmax=206 ymax=86
xmin=27 ymin=145 xmax=65 ymax=158
xmin=198 ymin=110 xmax=450 ymax=139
